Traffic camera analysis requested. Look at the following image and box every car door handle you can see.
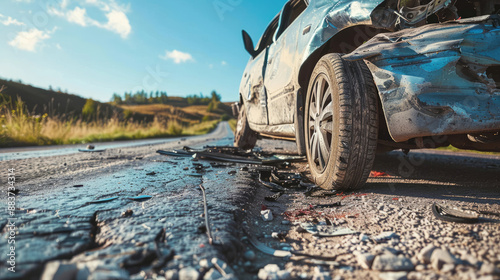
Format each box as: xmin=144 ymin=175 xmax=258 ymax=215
xmin=303 ymin=25 xmax=311 ymax=35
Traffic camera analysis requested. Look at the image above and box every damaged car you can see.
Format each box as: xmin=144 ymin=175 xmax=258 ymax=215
xmin=234 ymin=0 xmax=500 ymax=190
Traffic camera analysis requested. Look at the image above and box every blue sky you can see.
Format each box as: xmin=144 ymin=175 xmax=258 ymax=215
xmin=0 ymin=0 xmax=287 ymax=102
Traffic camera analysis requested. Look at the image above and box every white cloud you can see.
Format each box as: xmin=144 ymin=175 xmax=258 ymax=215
xmin=1 ymin=16 xmax=25 ymax=26
xmin=8 ymin=28 xmax=52 ymax=52
xmin=56 ymin=43 xmax=62 ymax=50
xmin=221 ymin=61 xmax=227 ymax=66
xmin=209 ymin=64 xmax=214 ymax=69
xmin=60 ymin=0 xmax=69 ymax=9
xmin=102 ymin=10 xmax=131 ymax=38
xmin=160 ymin=50 xmax=194 ymax=64
xmin=48 ymin=0 xmax=131 ymax=38
xmin=66 ymin=7 xmax=89 ymax=26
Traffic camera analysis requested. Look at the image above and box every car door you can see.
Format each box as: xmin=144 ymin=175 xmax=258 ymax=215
xmin=265 ymin=0 xmax=308 ymax=125
xmin=243 ymin=16 xmax=279 ymax=126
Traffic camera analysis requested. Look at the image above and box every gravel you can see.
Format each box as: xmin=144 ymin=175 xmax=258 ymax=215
xmin=236 ymin=138 xmax=500 ymax=280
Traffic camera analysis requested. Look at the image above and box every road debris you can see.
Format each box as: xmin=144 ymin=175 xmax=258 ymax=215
xmin=432 ymin=203 xmax=479 ymax=223
xmin=261 ymin=209 xmax=274 ymax=221
xmin=78 ymin=148 xmax=105 ymax=153
xmin=303 ymin=185 xmax=336 ymax=197
xmin=370 ymin=171 xmax=392 ymax=177
xmin=156 ymin=145 xmax=305 ymax=166
xmin=270 ymin=171 xmax=302 ymax=186
xmin=265 ymin=192 xmax=283 ymax=202
xmin=127 ymin=195 xmax=152 ymax=201
xmin=88 ymin=196 xmax=118 ymax=204
xmin=146 ymin=171 xmax=157 ymax=176
xmin=199 ymin=185 xmax=214 ymax=245
xmin=300 ymin=223 xmax=357 ymax=237
xmin=259 ymin=173 xmax=286 ymax=192
xmin=247 ymin=234 xmax=292 ymax=258
xmin=121 ymin=209 xmax=133 ymax=217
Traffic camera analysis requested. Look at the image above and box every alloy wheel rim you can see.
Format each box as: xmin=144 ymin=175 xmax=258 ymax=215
xmin=308 ymin=74 xmax=333 ymax=173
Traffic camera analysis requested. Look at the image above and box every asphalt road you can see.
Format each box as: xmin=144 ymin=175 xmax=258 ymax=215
xmin=1 ymin=122 xmax=499 ymax=280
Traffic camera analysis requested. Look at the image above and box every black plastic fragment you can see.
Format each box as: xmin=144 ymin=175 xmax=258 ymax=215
xmin=432 ymin=203 xmax=479 ymax=223
xmin=265 ymin=192 xmax=283 ymax=202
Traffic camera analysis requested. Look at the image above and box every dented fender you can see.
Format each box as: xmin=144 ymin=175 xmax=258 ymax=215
xmin=344 ymin=15 xmax=500 ymax=142
xmin=298 ymin=0 xmax=387 ymax=68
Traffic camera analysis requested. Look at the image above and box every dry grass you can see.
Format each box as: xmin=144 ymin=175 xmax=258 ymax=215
xmin=120 ymin=103 xmax=225 ymax=125
xmin=0 ymin=95 xmax=218 ymax=147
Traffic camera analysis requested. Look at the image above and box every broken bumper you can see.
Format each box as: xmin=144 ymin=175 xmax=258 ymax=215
xmin=344 ymin=15 xmax=500 ymax=142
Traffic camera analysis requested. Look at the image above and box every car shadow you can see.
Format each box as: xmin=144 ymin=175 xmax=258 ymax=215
xmin=366 ymin=150 xmax=500 ymax=205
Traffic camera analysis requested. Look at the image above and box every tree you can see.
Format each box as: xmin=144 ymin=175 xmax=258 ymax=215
xmin=82 ymin=99 xmax=97 ymax=121
xmin=211 ymin=90 xmax=221 ymax=102
xmin=111 ymin=93 xmax=123 ymax=104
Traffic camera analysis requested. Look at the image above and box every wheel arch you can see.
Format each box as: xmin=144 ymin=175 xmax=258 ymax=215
xmin=295 ymin=24 xmax=388 ymax=143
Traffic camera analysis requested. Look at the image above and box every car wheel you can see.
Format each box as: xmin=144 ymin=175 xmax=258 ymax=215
xmin=305 ymin=53 xmax=378 ymax=190
xmin=234 ymin=103 xmax=258 ymax=150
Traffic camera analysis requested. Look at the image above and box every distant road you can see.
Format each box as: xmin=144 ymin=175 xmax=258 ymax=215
xmin=0 ymin=122 xmax=232 ymax=161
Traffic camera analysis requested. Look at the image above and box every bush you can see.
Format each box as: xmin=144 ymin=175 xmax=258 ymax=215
xmin=202 ymin=115 xmax=211 ymax=122
xmin=82 ymin=99 xmax=97 ymax=121
xmin=220 ymin=114 xmax=231 ymax=121
xmin=167 ymin=122 xmax=183 ymax=136
xmin=207 ymin=100 xmax=220 ymax=112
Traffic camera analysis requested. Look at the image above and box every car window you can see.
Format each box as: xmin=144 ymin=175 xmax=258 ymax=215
xmin=255 ymin=16 xmax=279 ymax=55
xmin=275 ymin=0 xmax=308 ymax=39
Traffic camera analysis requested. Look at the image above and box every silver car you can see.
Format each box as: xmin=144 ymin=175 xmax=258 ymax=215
xmin=235 ymin=0 xmax=500 ymax=190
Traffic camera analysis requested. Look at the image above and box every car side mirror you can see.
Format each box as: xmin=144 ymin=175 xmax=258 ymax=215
xmin=242 ymin=30 xmax=257 ymax=58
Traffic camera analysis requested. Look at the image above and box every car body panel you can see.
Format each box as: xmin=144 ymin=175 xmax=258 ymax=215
xmin=243 ymin=52 xmax=269 ymax=126
xmin=265 ymin=4 xmax=302 ymax=126
xmin=298 ymin=0 xmax=386 ymax=66
xmin=344 ymin=15 xmax=500 ymax=142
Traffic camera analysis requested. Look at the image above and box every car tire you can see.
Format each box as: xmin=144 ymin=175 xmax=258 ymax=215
xmin=304 ymin=53 xmax=378 ymax=190
xmin=234 ymin=103 xmax=258 ymax=150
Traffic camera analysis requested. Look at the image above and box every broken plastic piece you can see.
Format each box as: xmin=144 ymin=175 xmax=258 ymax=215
xmin=432 ymin=203 xmax=479 ymax=223
xmin=270 ymin=171 xmax=302 ymax=186
xmin=257 ymin=154 xmax=306 ymax=164
xmin=259 ymin=173 xmax=286 ymax=192
xmin=370 ymin=171 xmax=391 ymax=177
xmin=247 ymin=234 xmax=292 ymax=258
xmin=193 ymin=152 xmax=262 ymax=164
xmin=261 ymin=209 xmax=274 ymax=221
xmin=265 ymin=192 xmax=283 ymax=202
xmin=156 ymin=150 xmax=193 ymax=157
xmin=128 ymin=195 xmax=153 ymax=201
xmin=78 ymin=148 xmax=105 ymax=153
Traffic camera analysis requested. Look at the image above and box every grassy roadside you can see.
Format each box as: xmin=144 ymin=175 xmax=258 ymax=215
xmin=0 ymin=94 xmax=222 ymax=147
